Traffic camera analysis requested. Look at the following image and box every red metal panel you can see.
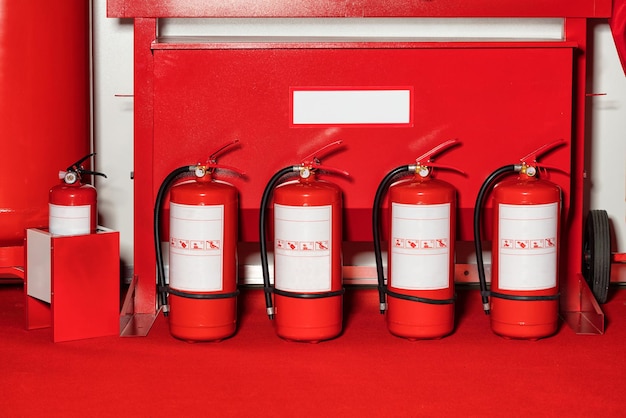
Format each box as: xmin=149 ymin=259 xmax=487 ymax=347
xmin=52 ymin=231 xmax=120 ymax=342
xmin=150 ymin=45 xmax=574 ymax=243
xmin=108 ymin=0 xmax=611 ymax=18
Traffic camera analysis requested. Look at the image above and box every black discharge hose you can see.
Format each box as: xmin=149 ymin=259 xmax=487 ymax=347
xmin=259 ymin=166 xmax=298 ymax=319
xmin=372 ymin=165 xmax=412 ymax=314
xmin=473 ymin=165 xmax=519 ymax=315
xmin=154 ymin=165 xmax=195 ymax=316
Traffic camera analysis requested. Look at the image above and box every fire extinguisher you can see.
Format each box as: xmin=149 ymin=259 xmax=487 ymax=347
xmin=49 ymin=153 xmax=107 ymax=236
xmin=474 ymin=140 xmax=565 ymax=339
xmin=373 ymin=139 xmax=462 ymax=340
xmin=154 ymin=140 xmax=242 ymax=342
xmin=259 ymin=140 xmax=348 ymax=343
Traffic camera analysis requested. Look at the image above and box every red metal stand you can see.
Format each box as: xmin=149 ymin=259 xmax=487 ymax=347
xmin=25 ymin=228 xmax=120 ymax=342
xmin=108 ymin=0 xmax=612 ymax=335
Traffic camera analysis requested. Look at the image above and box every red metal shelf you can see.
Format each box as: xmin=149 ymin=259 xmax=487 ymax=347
xmin=108 ymin=0 xmax=613 ymax=335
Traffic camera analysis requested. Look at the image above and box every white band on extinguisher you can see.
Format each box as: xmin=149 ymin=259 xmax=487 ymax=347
xmin=274 ymin=204 xmax=332 ymax=292
xmin=169 ymin=203 xmax=224 ymax=292
xmin=49 ymin=203 xmax=91 ymax=236
xmin=498 ymin=203 xmax=558 ymax=291
xmin=390 ymin=202 xmax=451 ymax=290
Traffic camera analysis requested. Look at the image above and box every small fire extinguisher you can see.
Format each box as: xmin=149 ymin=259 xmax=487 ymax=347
xmin=259 ymin=140 xmax=348 ymax=343
xmin=49 ymin=153 xmax=107 ymax=236
xmin=154 ymin=140 xmax=242 ymax=342
xmin=373 ymin=139 xmax=462 ymax=339
xmin=474 ymin=140 xmax=565 ymax=339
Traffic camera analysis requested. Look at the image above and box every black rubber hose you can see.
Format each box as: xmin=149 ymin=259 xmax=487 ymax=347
xmin=154 ymin=165 xmax=194 ymax=315
xmin=372 ymin=165 xmax=412 ymax=313
xmin=473 ymin=164 xmax=518 ymax=315
xmin=259 ymin=166 xmax=298 ymax=319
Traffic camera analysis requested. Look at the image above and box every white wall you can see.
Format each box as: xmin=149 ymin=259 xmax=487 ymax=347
xmin=93 ymin=0 xmax=134 ymax=280
xmin=92 ymin=4 xmax=626 ymax=282
xmin=589 ymin=22 xmax=626 ymax=253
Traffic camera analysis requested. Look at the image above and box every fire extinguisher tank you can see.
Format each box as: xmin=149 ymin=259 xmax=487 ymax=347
xmin=491 ymin=174 xmax=561 ymax=339
xmin=386 ymin=176 xmax=456 ymax=339
xmin=49 ymin=182 xmax=98 ymax=236
xmin=48 ymin=154 xmax=106 ymax=236
xmin=167 ymin=176 xmax=239 ymax=342
xmin=273 ymin=175 xmax=343 ymax=342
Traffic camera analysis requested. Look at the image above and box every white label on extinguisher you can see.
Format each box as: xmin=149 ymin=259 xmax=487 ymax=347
xmin=390 ymin=202 xmax=450 ymax=290
xmin=48 ymin=203 xmax=91 ymax=236
xmin=498 ymin=203 xmax=558 ymax=290
xmin=274 ymin=204 xmax=332 ymax=292
xmin=169 ymin=203 xmax=224 ymax=292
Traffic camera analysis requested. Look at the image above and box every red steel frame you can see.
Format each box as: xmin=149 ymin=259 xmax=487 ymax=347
xmin=108 ymin=0 xmax=612 ymax=335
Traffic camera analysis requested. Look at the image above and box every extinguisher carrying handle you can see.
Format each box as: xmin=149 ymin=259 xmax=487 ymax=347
xmin=259 ymin=165 xmax=301 ymax=319
xmin=308 ymin=163 xmax=350 ymax=178
xmin=372 ymin=164 xmax=413 ymax=313
xmin=416 ymin=162 xmax=466 ymax=177
xmin=473 ymin=164 xmax=522 ymax=315
xmin=64 ymin=153 xmax=108 ymax=181
xmin=79 ymin=169 xmax=108 ymax=179
xmin=204 ymin=162 xmax=246 ymax=177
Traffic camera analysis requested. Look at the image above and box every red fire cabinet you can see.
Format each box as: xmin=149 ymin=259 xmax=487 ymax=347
xmin=25 ymin=228 xmax=120 ymax=342
xmin=108 ymin=0 xmax=612 ymax=335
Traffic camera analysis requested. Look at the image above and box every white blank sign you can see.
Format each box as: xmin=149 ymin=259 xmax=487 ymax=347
xmin=292 ymin=89 xmax=412 ymax=125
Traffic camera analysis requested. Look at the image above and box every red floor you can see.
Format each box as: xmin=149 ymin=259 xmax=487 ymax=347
xmin=1 ymin=283 xmax=625 ymax=417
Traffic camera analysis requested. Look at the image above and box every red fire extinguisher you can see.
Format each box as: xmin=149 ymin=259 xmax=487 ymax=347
xmin=49 ymin=153 xmax=106 ymax=236
xmin=373 ymin=139 xmax=462 ymax=340
xmin=474 ymin=140 xmax=565 ymax=339
xmin=154 ymin=140 xmax=242 ymax=342
xmin=259 ymin=140 xmax=348 ymax=343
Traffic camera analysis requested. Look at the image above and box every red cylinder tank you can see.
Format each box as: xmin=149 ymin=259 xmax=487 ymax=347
xmin=490 ymin=171 xmax=561 ymax=339
xmin=272 ymin=173 xmax=344 ymax=343
xmin=0 ymin=1 xmax=90 ymax=260
xmin=386 ymin=172 xmax=456 ymax=339
xmin=49 ymin=180 xmax=98 ymax=236
xmin=167 ymin=174 xmax=239 ymax=342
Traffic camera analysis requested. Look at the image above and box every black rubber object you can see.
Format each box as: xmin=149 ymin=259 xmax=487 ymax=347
xmin=582 ymin=209 xmax=611 ymax=304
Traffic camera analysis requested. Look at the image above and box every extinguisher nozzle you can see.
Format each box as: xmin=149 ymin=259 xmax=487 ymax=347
xmin=266 ymin=307 xmax=275 ymax=320
xmin=379 ymin=303 xmax=387 ymax=314
xmin=162 ymin=304 xmax=170 ymax=317
xmin=482 ymin=303 xmax=491 ymax=315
